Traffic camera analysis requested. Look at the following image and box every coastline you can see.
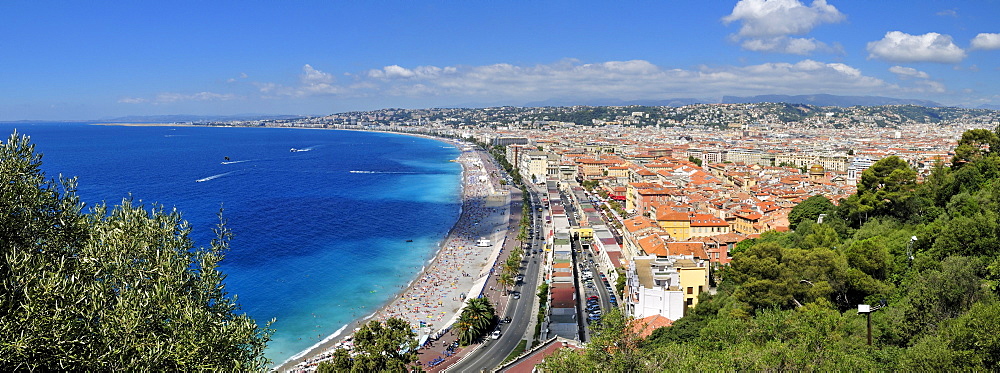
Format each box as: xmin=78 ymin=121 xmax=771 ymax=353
xmin=90 ymin=122 xmax=201 ymax=127
xmin=86 ymin=122 xmax=509 ymax=372
xmin=273 ymin=132 xmax=510 ymax=372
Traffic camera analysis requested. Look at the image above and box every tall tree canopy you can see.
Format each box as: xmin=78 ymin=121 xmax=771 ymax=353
xmin=0 ymin=132 xmax=271 ymax=370
xmin=318 ymin=317 xmax=418 ymax=373
xmin=839 ymin=155 xmax=917 ymax=226
xmin=788 ymin=194 xmax=835 ymax=230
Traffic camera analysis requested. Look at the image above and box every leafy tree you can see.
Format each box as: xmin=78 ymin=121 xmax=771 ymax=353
xmin=318 ymin=318 xmax=417 ymax=373
xmin=951 ymin=128 xmax=999 ymax=168
xmin=839 ymin=156 xmax=917 ymax=226
xmin=0 ymin=132 xmax=271 ymax=370
xmin=538 ymin=308 xmax=654 ymax=372
xmin=788 ymin=195 xmax=835 ymax=230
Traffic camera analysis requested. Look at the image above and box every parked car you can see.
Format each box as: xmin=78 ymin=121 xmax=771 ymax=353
xmin=491 ymin=329 xmax=502 ymax=339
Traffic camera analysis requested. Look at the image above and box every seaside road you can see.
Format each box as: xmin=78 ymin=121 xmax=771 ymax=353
xmin=446 ymin=187 xmax=545 ymax=373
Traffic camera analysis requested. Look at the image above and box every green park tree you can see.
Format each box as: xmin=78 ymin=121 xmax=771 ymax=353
xmin=839 ymin=155 xmax=917 ymax=226
xmin=317 ymin=318 xmax=418 ymax=373
xmin=787 ymin=195 xmax=835 ymax=230
xmin=951 ymin=128 xmax=999 ymax=168
xmin=0 ymin=132 xmax=271 ymax=370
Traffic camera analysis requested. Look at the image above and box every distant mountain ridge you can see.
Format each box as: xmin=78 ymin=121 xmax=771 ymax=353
xmin=721 ymin=94 xmax=943 ymax=107
xmin=99 ymin=114 xmax=309 ymax=123
xmin=521 ymin=94 xmax=944 ymax=109
xmin=523 ymin=98 xmax=706 ymax=107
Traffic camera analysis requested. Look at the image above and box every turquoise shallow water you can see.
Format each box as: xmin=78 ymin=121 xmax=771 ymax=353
xmin=1 ymin=123 xmax=462 ymax=364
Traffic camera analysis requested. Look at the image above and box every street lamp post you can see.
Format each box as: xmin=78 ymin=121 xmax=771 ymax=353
xmin=858 ymin=299 xmax=887 ymax=345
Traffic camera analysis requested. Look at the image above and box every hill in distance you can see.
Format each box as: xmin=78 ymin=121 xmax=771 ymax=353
xmin=522 ymin=98 xmax=707 ymax=108
xmin=721 ymin=94 xmax=943 ymax=107
xmin=99 ymin=114 xmax=309 ymax=123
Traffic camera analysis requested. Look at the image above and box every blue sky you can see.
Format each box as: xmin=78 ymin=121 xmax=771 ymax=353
xmin=2 ymin=0 xmax=999 ymax=120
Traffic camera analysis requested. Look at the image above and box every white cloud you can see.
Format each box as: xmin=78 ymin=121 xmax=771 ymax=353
xmin=970 ymin=33 xmax=1000 ymax=50
xmin=723 ymin=0 xmax=844 ymax=54
xmin=227 ymin=72 xmax=250 ymax=83
xmin=262 ymin=59 xmax=894 ymax=102
xmin=258 ymin=64 xmax=344 ymax=97
xmin=367 ymin=64 xmax=456 ymax=80
xmin=118 ymin=97 xmax=148 ymax=104
xmin=130 ymin=58 xmax=961 ymax=108
xmin=301 ymin=64 xmax=334 ymax=85
xmin=935 ymin=9 xmax=958 ymax=17
xmin=723 ymin=0 xmax=845 ymax=37
xmin=889 ymin=66 xmax=930 ymax=79
xmin=155 ymin=92 xmax=238 ymax=103
xmin=740 ymin=36 xmax=837 ymax=55
xmin=118 ymin=92 xmax=238 ymax=105
xmin=867 ymin=31 xmax=966 ymax=63
xmin=912 ymin=80 xmax=946 ymax=93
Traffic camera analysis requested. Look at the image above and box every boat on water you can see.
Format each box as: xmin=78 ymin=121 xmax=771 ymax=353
xmin=406 ymin=239 xmax=413 ymax=242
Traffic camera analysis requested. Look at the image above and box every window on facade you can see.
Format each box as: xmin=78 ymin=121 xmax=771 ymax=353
xmin=687 ymin=287 xmax=693 ymax=294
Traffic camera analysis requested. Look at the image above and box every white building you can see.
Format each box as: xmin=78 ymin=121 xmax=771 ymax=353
xmin=625 ymin=255 xmax=685 ymax=321
xmin=519 ymin=150 xmax=549 ymax=184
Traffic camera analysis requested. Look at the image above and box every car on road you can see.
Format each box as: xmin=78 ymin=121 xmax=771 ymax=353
xmin=513 ymin=292 xmax=520 ymax=299
xmin=491 ymin=329 xmax=502 ymax=339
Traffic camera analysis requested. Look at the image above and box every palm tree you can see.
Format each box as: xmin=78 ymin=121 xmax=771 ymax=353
xmin=457 ymin=298 xmax=496 ymax=345
xmin=454 ymin=318 xmax=476 ymax=346
xmin=497 ymin=272 xmax=515 ymax=295
xmin=502 ymin=257 xmax=519 ymax=278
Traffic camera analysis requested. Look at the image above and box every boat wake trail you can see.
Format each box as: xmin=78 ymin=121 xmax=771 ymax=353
xmin=221 ymin=159 xmax=253 ymax=165
xmin=290 ymin=145 xmax=319 ymax=152
xmin=196 ymin=171 xmax=235 ymax=183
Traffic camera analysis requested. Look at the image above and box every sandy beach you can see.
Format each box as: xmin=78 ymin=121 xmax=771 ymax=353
xmin=274 ymin=138 xmax=511 ymax=372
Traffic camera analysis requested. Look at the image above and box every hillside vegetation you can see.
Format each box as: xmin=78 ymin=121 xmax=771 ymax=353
xmin=541 ymin=126 xmax=1000 ymax=371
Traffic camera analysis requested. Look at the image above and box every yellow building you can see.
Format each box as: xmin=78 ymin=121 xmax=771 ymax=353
xmin=677 ymin=263 xmax=709 ymax=307
xmin=655 ymin=210 xmax=691 ymax=241
xmin=689 ymin=213 xmax=731 ymax=238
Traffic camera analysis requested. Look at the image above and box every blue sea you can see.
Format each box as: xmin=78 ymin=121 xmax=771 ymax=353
xmin=0 ymin=123 xmax=462 ymax=365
